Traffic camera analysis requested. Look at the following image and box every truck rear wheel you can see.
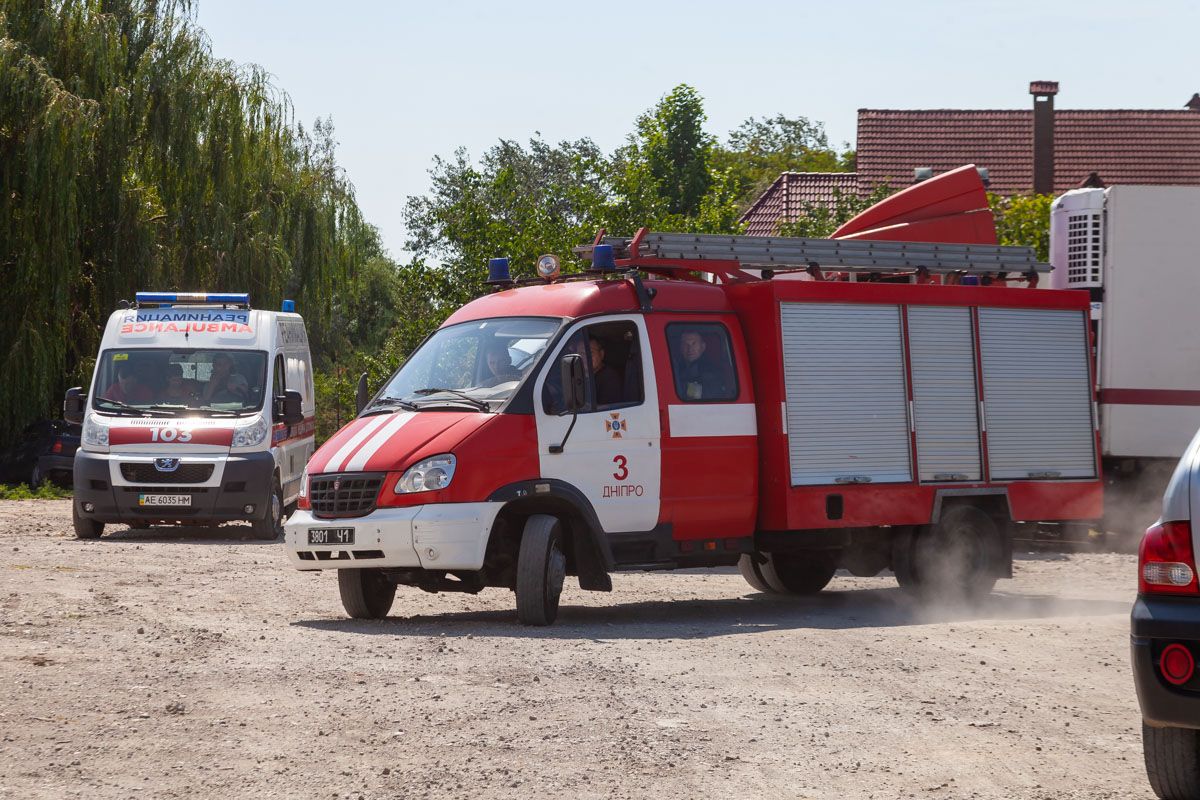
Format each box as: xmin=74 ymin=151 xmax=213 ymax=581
xmin=903 ymin=504 xmax=1001 ymax=601
xmin=1143 ymin=723 xmax=1200 ymax=799
xmin=739 ymin=552 xmax=836 ymax=595
xmin=338 ymin=569 xmax=396 ymax=619
xmin=515 ymin=514 xmax=567 ymax=626
xmin=72 ymin=502 xmax=104 ymax=540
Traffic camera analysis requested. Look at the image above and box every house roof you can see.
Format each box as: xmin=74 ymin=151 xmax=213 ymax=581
xmin=739 ymin=172 xmax=859 ymax=236
xmin=856 ymin=108 xmax=1200 ymax=195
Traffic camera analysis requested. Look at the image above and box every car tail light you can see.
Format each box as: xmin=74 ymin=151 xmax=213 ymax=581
xmin=52 ymin=439 xmax=63 ymax=454
xmin=1140 ymin=521 xmax=1199 ymax=595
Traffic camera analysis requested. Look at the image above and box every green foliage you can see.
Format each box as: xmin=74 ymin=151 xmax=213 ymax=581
xmin=636 ymin=85 xmax=714 ymax=217
xmin=0 ymin=0 xmax=377 ymax=445
xmin=712 ymin=114 xmax=855 ymax=209
xmin=776 ymin=184 xmax=895 ymax=238
xmin=990 ymin=193 xmax=1053 ymax=261
xmin=0 ymin=482 xmax=72 ymax=500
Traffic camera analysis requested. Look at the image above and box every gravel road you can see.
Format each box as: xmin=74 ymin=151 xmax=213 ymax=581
xmin=0 ymin=499 xmax=1150 ymax=799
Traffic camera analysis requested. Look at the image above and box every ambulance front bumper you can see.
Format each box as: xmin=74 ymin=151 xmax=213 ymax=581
xmin=283 ymin=503 xmax=505 ymax=572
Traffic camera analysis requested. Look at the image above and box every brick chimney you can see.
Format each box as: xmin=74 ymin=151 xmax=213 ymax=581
xmin=1030 ymin=81 xmax=1059 ymax=195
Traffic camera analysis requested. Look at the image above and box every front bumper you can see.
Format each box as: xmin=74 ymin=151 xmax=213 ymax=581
xmin=284 ymin=502 xmax=505 ymax=572
xmin=1132 ymin=594 xmax=1200 ymax=729
xmin=72 ymin=449 xmax=275 ymax=524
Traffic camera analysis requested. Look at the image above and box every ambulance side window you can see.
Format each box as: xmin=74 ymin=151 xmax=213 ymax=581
xmin=541 ymin=321 xmax=643 ymax=414
xmin=272 ymin=354 xmax=286 ymax=397
xmin=667 ymin=322 xmax=738 ymax=403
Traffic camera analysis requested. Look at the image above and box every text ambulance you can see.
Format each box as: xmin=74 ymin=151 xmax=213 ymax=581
xmin=284 ymin=232 xmax=1103 ymax=626
xmin=66 ymin=292 xmax=315 ymax=540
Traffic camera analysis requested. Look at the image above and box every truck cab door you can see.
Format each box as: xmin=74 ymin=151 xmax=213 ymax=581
xmin=533 ymin=316 xmax=661 ymax=533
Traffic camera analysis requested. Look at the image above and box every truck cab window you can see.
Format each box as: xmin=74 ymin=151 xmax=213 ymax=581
xmin=667 ymin=322 xmax=738 ymax=402
xmin=542 ymin=321 xmax=643 ymax=414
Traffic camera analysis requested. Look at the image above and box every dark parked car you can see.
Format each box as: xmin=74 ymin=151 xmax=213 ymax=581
xmin=1133 ymin=428 xmax=1200 ymax=798
xmin=0 ymin=420 xmax=80 ymax=487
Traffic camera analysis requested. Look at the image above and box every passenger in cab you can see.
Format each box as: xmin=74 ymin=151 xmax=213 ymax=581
xmin=160 ymin=363 xmax=198 ymax=404
xmin=211 ymin=373 xmax=250 ymax=405
xmin=481 ymin=342 xmax=521 ymax=387
xmin=675 ymin=329 xmax=726 ymax=401
xmin=200 ymin=353 xmax=239 ymax=404
xmin=589 ymin=338 xmax=622 ymax=407
xmin=103 ymin=363 xmax=152 ymax=404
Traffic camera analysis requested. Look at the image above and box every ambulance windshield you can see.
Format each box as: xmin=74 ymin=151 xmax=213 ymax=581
xmin=92 ymin=349 xmax=268 ymax=416
xmin=377 ymin=317 xmax=559 ymax=410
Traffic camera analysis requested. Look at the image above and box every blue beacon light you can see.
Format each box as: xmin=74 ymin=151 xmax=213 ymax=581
xmin=486 ymin=257 xmax=512 ymax=285
xmin=590 ymin=244 xmax=618 ymax=272
xmin=281 ymin=299 xmax=296 ymax=312
xmin=135 ymin=292 xmax=250 ymax=305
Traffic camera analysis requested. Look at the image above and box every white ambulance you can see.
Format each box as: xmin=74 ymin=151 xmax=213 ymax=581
xmin=65 ymin=292 xmax=316 ymax=540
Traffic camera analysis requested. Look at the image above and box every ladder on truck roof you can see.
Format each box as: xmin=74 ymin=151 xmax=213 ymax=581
xmin=574 ymin=230 xmax=1051 ymax=283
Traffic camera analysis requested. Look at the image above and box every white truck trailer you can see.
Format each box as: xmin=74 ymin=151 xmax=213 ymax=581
xmin=1051 ymin=185 xmax=1200 ymax=540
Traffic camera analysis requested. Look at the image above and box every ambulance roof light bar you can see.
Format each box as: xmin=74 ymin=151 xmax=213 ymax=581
xmin=135 ymin=292 xmax=251 ymax=308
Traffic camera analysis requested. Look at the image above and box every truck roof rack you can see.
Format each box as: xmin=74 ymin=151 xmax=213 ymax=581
xmin=573 ymin=229 xmax=1050 ymax=284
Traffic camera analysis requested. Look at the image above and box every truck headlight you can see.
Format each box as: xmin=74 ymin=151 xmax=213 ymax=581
xmin=233 ymin=417 xmax=269 ymax=449
xmin=81 ymin=415 xmax=109 ymax=449
xmin=396 ymin=454 xmax=456 ymax=493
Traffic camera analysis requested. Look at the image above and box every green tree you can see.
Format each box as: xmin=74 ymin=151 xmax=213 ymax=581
xmin=713 ymin=114 xmax=855 ymax=209
xmin=989 ymin=193 xmax=1053 ymax=261
xmin=635 ymin=84 xmax=714 ymax=217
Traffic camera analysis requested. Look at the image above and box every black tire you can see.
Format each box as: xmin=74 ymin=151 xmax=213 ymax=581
xmin=761 ymin=552 xmax=837 ymax=595
xmin=338 ymin=568 xmax=396 ymax=619
xmin=905 ymin=505 xmax=1001 ymax=601
xmin=251 ymin=480 xmax=284 ymax=541
xmin=738 ymin=554 xmax=773 ymax=593
xmin=72 ymin=502 xmax=104 ymax=540
xmin=892 ymin=526 xmax=918 ymax=590
xmin=1144 ymin=723 xmax=1200 ymax=799
xmin=515 ymin=514 xmax=567 ymax=626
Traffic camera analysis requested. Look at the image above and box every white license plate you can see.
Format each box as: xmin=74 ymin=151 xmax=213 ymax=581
xmin=138 ymin=494 xmax=191 ymax=507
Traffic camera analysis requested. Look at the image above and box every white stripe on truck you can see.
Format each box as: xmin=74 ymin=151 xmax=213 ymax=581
xmin=324 ymin=415 xmax=390 ymax=472
xmin=667 ymin=403 xmax=757 ymax=438
xmin=344 ymin=412 xmax=414 ymax=471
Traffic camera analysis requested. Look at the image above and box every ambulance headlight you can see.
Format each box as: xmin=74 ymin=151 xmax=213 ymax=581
xmin=233 ymin=417 xmax=269 ymax=449
xmin=81 ymin=415 xmax=109 ymax=449
xmin=396 ymin=454 xmax=456 ymax=493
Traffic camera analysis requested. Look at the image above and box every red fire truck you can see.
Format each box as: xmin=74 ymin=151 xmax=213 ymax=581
xmin=283 ymin=222 xmax=1102 ymax=625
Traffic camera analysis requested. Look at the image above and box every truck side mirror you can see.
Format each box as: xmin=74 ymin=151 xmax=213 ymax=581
xmin=549 ymin=353 xmax=586 ymax=454
xmin=561 ymin=353 xmax=586 ymax=413
xmin=277 ymin=390 xmax=303 ymax=425
xmin=355 ymin=372 xmax=369 ymax=415
xmin=63 ymin=387 xmax=85 ymax=424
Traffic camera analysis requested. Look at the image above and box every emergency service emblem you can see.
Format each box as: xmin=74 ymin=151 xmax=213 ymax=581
xmin=605 ymin=413 xmax=627 ymax=439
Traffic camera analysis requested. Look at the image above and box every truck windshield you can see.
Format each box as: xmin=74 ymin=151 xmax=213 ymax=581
xmin=378 ymin=317 xmax=560 ymax=409
xmin=91 ymin=349 xmax=269 ymax=416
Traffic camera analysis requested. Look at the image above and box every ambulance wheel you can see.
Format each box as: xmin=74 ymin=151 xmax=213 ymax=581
xmin=738 ymin=554 xmax=773 ymax=593
xmin=251 ymin=480 xmax=284 ymax=541
xmin=905 ymin=505 xmax=1000 ymax=601
xmin=72 ymin=502 xmax=104 ymax=540
xmin=338 ymin=568 xmax=396 ymax=619
xmin=515 ymin=514 xmax=567 ymax=626
xmin=763 ymin=552 xmax=838 ymax=595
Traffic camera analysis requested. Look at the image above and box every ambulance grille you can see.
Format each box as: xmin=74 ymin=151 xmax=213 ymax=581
xmin=120 ymin=463 xmax=214 ymax=484
xmin=309 ymin=473 xmax=385 ymax=519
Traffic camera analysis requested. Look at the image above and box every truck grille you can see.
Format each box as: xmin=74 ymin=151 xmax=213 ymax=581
xmin=309 ymin=473 xmax=384 ymax=519
xmin=120 ymin=463 xmax=214 ymax=484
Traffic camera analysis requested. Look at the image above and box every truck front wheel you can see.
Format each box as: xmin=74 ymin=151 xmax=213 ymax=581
xmin=338 ymin=569 xmax=396 ymax=619
xmin=515 ymin=515 xmax=567 ymax=626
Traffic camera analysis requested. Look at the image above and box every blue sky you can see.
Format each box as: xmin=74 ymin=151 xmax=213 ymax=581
xmin=195 ymin=0 xmax=1200 ymax=259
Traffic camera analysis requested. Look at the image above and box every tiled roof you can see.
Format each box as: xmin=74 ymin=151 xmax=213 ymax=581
xmin=739 ymin=172 xmax=859 ymax=236
xmin=857 ymin=109 xmax=1200 ymax=195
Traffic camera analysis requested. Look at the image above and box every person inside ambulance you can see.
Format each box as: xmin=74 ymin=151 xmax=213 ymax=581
xmin=159 ymin=362 xmax=198 ymax=405
xmin=674 ymin=328 xmax=728 ymax=401
xmin=589 ymin=337 xmax=622 ymax=407
xmin=211 ymin=372 xmax=250 ymax=405
xmin=480 ymin=341 xmax=521 ymax=387
xmin=199 ymin=352 xmax=241 ymax=404
xmin=102 ymin=362 xmax=153 ymax=405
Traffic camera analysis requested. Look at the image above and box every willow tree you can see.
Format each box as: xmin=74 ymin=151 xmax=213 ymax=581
xmin=0 ymin=0 xmax=377 ymax=445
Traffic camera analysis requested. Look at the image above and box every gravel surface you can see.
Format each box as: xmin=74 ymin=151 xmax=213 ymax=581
xmin=0 ymin=499 xmax=1150 ymax=799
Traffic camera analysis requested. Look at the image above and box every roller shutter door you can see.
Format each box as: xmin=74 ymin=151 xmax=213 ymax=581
xmin=781 ymin=303 xmax=912 ymax=485
xmin=978 ymin=307 xmax=1096 ymax=480
xmin=907 ymin=306 xmax=982 ymax=481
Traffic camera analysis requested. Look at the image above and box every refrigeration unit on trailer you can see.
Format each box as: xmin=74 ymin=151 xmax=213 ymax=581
xmin=1051 ymin=185 xmax=1200 ymax=537
xmin=65 ymin=292 xmax=316 ymax=540
xmin=284 ymin=231 xmax=1102 ymax=625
